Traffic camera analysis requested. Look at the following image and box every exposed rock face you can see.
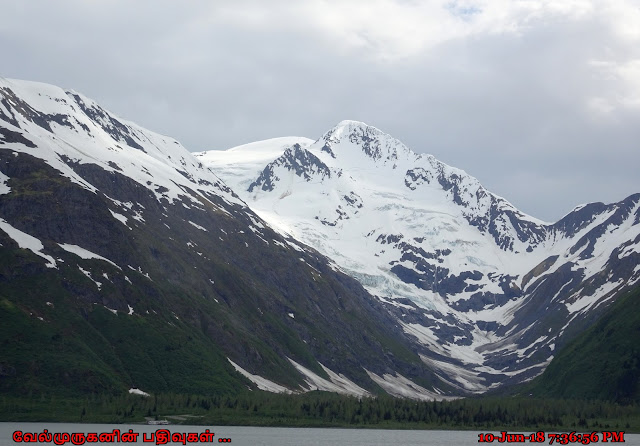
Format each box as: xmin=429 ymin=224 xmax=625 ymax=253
xmin=2 ymin=78 xmax=638 ymax=397
xmin=199 ymin=119 xmax=640 ymax=392
xmin=0 ymin=79 xmax=445 ymax=398
xmin=249 ymin=144 xmax=331 ymax=192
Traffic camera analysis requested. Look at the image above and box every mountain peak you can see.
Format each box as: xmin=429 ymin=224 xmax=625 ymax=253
xmin=322 ymin=120 xmax=390 ymax=143
xmin=332 ymin=119 xmax=372 ymax=132
xmin=317 ymin=120 xmax=414 ymax=164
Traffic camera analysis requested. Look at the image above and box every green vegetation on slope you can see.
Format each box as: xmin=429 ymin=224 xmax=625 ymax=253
xmin=0 ymin=253 xmax=250 ymax=397
xmin=526 ymin=285 xmax=640 ymax=403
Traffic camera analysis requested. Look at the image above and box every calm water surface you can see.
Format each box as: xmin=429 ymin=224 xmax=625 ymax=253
xmin=2 ymin=423 xmax=640 ymax=446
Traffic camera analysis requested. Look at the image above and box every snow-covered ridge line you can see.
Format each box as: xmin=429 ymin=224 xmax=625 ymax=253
xmin=0 ymin=77 xmax=245 ymax=211
xmin=201 ymin=120 xmax=640 ymax=393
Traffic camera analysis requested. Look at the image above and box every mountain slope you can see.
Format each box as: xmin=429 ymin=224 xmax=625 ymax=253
xmin=525 ymin=284 xmax=640 ymax=403
xmin=0 ymin=79 xmax=449 ymax=399
xmin=198 ymin=119 xmax=640 ymax=392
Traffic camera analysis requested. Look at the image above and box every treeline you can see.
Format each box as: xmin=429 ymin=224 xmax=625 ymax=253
xmin=3 ymin=391 xmax=640 ymax=431
xmin=197 ymin=393 xmax=639 ymax=430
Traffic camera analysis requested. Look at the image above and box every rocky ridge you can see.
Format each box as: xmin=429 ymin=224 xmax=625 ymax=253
xmin=198 ymin=119 xmax=640 ymax=392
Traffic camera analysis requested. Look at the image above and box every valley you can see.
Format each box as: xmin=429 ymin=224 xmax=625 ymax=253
xmin=0 ymin=78 xmax=638 ymax=405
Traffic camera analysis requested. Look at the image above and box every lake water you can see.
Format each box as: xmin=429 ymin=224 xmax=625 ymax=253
xmin=2 ymin=423 xmax=640 ymax=446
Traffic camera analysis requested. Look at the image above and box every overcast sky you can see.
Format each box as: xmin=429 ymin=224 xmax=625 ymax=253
xmin=2 ymin=0 xmax=639 ymax=222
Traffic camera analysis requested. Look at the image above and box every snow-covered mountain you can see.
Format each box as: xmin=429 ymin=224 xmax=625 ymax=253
xmin=0 ymin=79 xmax=454 ymax=399
xmin=2 ymin=76 xmax=637 ymax=398
xmin=197 ymin=119 xmax=640 ymax=392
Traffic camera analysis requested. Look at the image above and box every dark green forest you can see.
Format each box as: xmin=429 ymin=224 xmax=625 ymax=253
xmin=2 ymin=391 xmax=640 ymax=431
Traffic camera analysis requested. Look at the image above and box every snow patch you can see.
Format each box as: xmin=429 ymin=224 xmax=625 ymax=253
xmin=109 ymin=210 xmax=129 ymax=227
xmin=104 ymin=306 xmax=117 ymax=315
xmin=566 ymin=279 xmax=623 ymax=314
xmin=78 ymin=265 xmax=101 ymax=289
xmin=228 ymin=359 xmax=292 ymax=393
xmin=58 ymin=243 xmax=121 ymax=269
xmin=0 ymin=218 xmax=57 ymax=268
xmin=364 ymin=369 xmax=448 ymax=401
xmin=188 ymin=221 xmax=208 ymax=231
xmin=0 ymin=170 xmax=10 ymax=195
xmin=128 ymin=388 xmax=150 ymax=397
xmin=288 ymin=358 xmax=370 ymax=397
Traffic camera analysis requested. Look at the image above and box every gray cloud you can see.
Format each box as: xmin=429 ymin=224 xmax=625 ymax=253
xmin=1 ymin=0 xmax=639 ymax=221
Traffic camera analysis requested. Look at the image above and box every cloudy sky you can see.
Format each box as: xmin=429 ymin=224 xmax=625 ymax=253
xmin=2 ymin=0 xmax=639 ymax=221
